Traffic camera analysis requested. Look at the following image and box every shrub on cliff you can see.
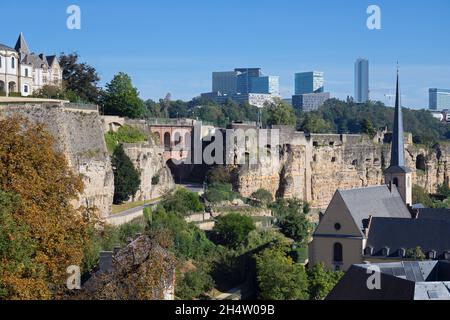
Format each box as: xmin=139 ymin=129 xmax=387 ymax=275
xmin=250 ymin=189 xmax=274 ymax=207
xmin=112 ymin=144 xmax=141 ymax=204
xmin=105 ymin=125 xmax=148 ymax=152
xmin=0 ymin=116 xmax=96 ymax=299
xmin=162 ymin=188 xmax=204 ymax=214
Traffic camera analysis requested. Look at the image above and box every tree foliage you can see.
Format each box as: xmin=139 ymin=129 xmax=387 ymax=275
xmin=250 ymin=189 xmax=273 ymax=207
xmin=263 ymin=99 xmax=297 ymax=127
xmin=213 ymin=213 xmax=256 ymax=249
xmin=271 ymin=199 xmax=312 ymax=244
xmin=111 ymin=144 xmax=141 ymax=204
xmin=59 ymin=52 xmax=101 ymax=104
xmin=255 ymin=247 xmax=309 ymax=300
xmin=162 ymin=188 xmax=204 ymax=214
xmin=103 ymin=72 xmax=146 ymax=119
xmin=307 ymin=263 xmax=343 ymax=300
xmin=0 ymin=116 xmax=95 ymax=299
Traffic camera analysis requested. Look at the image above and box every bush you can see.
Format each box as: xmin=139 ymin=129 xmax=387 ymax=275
xmin=204 ymin=183 xmax=238 ymax=203
xmin=176 ymin=268 xmax=215 ymax=300
xmin=213 ymin=213 xmax=256 ymax=248
xmin=112 ymin=144 xmax=141 ymax=204
xmin=250 ymin=189 xmax=273 ymax=207
xmin=105 ymin=125 xmax=148 ymax=152
xmin=307 ymin=263 xmax=343 ymax=300
xmin=162 ymin=188 xmax=204 ymax=214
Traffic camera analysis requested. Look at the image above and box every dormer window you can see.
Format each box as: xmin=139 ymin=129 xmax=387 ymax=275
xmin=398 ymin=248 xmax=406 ymax=258
xmin=364 ymin=246 xmax=374 ymax=256
xmin=444 ymin=251 xmax=450 ymax=261
xmin=428 ymin=250 xmax=436 ymax=260
xmin=382 ymin=247 xmax=390 ymax=257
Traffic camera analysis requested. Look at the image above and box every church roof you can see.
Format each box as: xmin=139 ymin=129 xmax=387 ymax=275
xmin=327 ymin=261 xmax=450 ymax=300
xmin=337 ymin=185 xmax=411 ymax=231
xmin=15 ymin=32 xmax=30 ymax=54
xmin=366 ymin=217 xmax=450 ymax=259
xmin=387 ymin=68 xmax=412 ymax=173
xmin=0 ymin=43 xmax=16 ymax=51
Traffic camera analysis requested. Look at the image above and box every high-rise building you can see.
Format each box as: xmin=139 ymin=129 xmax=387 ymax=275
xmin=295 ymin=71 xmax=324 ymax=95
xmin=355 ymin=58 xmax=369 ymax=103
xmin=250 ymin=76 xmax=280 ymax=95
xmin=429 ymin=88 xmax=450 ymax=111
xmin=292 ymin=92 xmax=331 ymax=112
xmin=212 ymin=71 xmax=239 ymax=95
xmin=235 ymin=68 xmax=262 ymax=95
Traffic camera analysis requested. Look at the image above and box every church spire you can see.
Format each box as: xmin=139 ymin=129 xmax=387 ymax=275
xmin=390 ymin=66 xmax=405 ymax=168
xmin=15 ymin=32 xmax=30 ymax=55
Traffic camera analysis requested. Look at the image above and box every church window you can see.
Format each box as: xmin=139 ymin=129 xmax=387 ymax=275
xmin=333 ymin=243 xmax=343 ymax=263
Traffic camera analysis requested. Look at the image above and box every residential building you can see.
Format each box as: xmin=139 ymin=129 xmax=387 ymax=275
xmin=355 ymin=58 xmax=369 ymax=103
xmin=429 ymin=88 xmax=450 ymax=111
xmin=295 ymin=71 xmax=324 ymax=95
xmin=0 ymin=33 xmax=63 ymax=97
xmin=292 ymin=92 xmax=330 ymax=112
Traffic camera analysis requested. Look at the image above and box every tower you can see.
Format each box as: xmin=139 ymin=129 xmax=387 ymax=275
xmin=384 ymin=68 xmax=412 ymax=205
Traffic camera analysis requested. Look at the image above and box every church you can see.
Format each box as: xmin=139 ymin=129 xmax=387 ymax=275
xmin=309 ymin=70 xmax=450 ymax=271
xmin=0 ymin=33 xmax=62 ymax=97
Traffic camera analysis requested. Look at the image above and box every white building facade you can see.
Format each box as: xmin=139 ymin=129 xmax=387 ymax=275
xmin=0 ymin=33 xmax=62 ymax=97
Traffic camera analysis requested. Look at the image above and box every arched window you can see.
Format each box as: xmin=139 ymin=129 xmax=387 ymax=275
xmin=11 ymin=57 xmax=15 ymax=69
xmin=333 ymin=243 xmax=343 ymax=263
xmin=164 ymin=132 xmax=171 ymax=150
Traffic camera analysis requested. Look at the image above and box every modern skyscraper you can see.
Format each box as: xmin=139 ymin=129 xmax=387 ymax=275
xmin=235 ymin=68 xmax=262 ymax=95
xmin=354 ymin=58 xmax=369 ymax=103
xmin=212 ymin=71 xmax=239 ymax=95
xmin=295 ymin=71 xmax=324 ymax=95
xmin=429 ymin=88 xmax=450 ymax=111
xmin=250 ymin=76 xmax=280 ymax=95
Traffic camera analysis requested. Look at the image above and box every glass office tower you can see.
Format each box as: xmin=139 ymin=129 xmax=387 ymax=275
xmin=295 ymin=71 xmax=324 ymax=95
xmin=429 ymin=88 xmax=450 ymax=111
xmin=355 ymin=58 xmax=369 ymax=103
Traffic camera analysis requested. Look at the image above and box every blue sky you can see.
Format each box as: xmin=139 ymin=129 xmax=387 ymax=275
xmin=1 ymin=0 xmax=449 ymax=108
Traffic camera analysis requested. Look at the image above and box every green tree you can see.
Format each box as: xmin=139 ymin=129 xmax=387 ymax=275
xmin=255 ymin=247 xmax=309 ymax=300
xmin=406 ymin=246 xmax=426 ymax=261
xmin=213 ymin=213 xmax=256 ymax=248
xmin=162 ymin=188 xmax=204 ymax=214
xmin=176 ymin=268 xmax=215 ymax=300
xmin=112 ymin=144 xmax=141 ymax=204
xmin=299 ymin=113 xmax=332 ymax=133
xmin=361 ymin=118 xmax=376 ymax=137
xmin=272 ymin=199 xmax=312 ymax=243
xmin=204 ymin=183 xmax=238 ymax=203
xmin=59 ymin=52 xmax=101 ymax=103
xmin=264 ymin=99 xmax=297 ymax=126
xmin=103 ymin=72 xmax=145 ymax=118
xmin=307 ymin=263 xmax=343 ymax=300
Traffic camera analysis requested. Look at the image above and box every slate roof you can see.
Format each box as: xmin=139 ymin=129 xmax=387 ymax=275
xmin=15 ymin=32 xmax=30 ymax=54
xmin=46 ymin=55 xmax=57 ymax=67
xmin=328 ymin=261 xmax=450 ymax=300
xmin=337 ymin=185 xmax=411 ymax=231
xmin=0 ymin=43 xmax=16 ymax=51
xmin=417 ymin=208 xmax=450 ymax=221
xmin=366 ymin=217 xmax=450 ymax=259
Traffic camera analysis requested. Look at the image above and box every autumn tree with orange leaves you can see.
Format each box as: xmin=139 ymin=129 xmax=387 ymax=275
xmin=0 ymin=116 xmax=96 ymax=300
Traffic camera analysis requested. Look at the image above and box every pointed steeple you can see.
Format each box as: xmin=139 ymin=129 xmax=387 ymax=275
xmin=15 ymin=32 xmax=30 ymax=55
xmin=390 ymin=66 xmax=405 ymax=167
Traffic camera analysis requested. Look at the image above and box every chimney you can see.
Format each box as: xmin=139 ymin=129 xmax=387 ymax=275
xmin=99 ymin=251 xmax=113 ymax=273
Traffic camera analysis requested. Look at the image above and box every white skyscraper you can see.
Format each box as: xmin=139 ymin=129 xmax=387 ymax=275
xmin=355 ymin=58 xmax=369 ymax=103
